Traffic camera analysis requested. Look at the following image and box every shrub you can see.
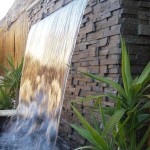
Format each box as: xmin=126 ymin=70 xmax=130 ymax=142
xmin=0 ymin=56 xmax=23 ymax=109
xmin=71 ymin=38 xmax=150 ymax=150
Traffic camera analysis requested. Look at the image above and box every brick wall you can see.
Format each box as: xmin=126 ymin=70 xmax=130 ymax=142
xmin=121 ymin=0 xmax=150 ymax=76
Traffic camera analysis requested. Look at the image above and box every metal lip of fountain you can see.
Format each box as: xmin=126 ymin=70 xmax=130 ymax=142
xmin=0 ymin=110 xmax=17 ymax=117
xmin=0 ymin=0 xmax=88 ymax=149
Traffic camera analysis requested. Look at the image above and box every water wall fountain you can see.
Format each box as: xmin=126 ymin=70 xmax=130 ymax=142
xmin=0 ymin=0 xmax=88 ymax=149
xmin=0 ymin=0 xmax=150 ymax=149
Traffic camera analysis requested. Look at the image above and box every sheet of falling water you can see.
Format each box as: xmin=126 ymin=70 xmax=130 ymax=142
xmin=3 ymin=0 xmax=89 ymax=149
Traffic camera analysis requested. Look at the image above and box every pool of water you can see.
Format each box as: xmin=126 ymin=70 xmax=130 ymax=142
xmin=0 ymin=131 xmax=71 ymax=150
xmin=0 ymin=133 xmax=61 ymax=150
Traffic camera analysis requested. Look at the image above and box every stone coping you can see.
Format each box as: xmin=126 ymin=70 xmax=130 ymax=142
xmin=0 ymin=110 xmax=17 ymax=117
xmin=26 ymin=0 xmax=41 ymax=12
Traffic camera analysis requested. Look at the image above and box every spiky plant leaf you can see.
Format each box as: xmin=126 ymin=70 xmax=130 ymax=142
xmin=72 ymin=105 xmax=109 ymax=150
xmin=102 ymin=109 xmax=125 ymax=137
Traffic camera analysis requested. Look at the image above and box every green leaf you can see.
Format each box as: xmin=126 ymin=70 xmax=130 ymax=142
xmin=93 ymin=98 xmax=100 ymax=108
xmin=142 ymin=76 xmax=150 ymax=87
xmin=71 ymin=95 xmax=104 ymax=103
xmin=90 ymin=111 xmax=101 ymax=134
xmin=115 ymin=122 xmax=127 ymax=149
xmin=132 ymin=76 xmax=139 ymax=84
xmin=135 ymin=86 xmax=150 ymax=102
xmin=102 ymin=109 xmax=125 ymax=137
xmin=121 ymin=37 xmax=132 ymax=96
xmin=137 ymin=61 xmax=150 ymax=84
xmin=80 ymin=71 xmax=127 ymax=99
xmin=121 ymin=38 xmax=128 ymax=96
xmin=137 ymin=127 xmax=150 ymax=150
xmin=105 ymin=93 xmax=128 ymax=109
xmin=105 ymin=93 xmax=118 ymax=102
xmin=103 ymin=107 xmax=115 ymax=116
xmin=71 ymin=124 xmax=95 ymax=145
xmin=137 ymin=114 xmax=150 ymax=123
xmin=99 ymin=100 xmax=106 ymax=127
xmin=75 ymin=146 xmax=98 ymax=150
xmin=72 ymin=105 xmax=109 ymax=150
xmin=135 ymin=116 xmax=150 ymax=130
xmin=129 ymin=83 xmax=142 ymax=97
xmin=130 ymin=131 xmax=136 ymax=150
xmin=140 ymin=101 xmax=150 ymax=110
xmin=145 ymin=95 xmax=150 ymax=99
xmin=6 ymin=56 xmax=15 ymax=71
xmin=0 ymin=64 xmax=9 ymax=73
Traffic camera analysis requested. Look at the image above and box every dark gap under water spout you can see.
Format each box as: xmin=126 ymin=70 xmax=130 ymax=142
xmin=0 ymin=0 xmax=88 ymax=149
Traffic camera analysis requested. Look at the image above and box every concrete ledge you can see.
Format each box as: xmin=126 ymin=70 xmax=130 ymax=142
xmin=0 ymin=110 xmax=17 ymax=117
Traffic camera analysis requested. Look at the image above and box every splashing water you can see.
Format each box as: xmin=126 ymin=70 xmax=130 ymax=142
xmin=0 ymin=0 xmax=88 ymax=149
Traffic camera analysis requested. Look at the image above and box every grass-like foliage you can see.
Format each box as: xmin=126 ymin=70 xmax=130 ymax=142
xmin=0 ymin=86 xmax=13 ymax=109
xmin=71 ymin=38 xmax=150 ymax=150
xmin=0 ymin=56 xmax=23 ymax=109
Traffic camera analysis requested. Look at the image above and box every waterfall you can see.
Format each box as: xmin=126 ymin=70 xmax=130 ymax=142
xmin=0 ymin=0 xmax=88 ymax=149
